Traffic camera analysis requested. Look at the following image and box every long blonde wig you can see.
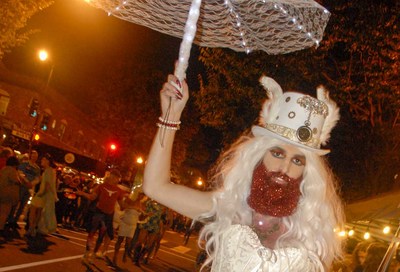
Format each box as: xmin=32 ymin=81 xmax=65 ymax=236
xmin=198 ymin=133 xmax=344 ymax=271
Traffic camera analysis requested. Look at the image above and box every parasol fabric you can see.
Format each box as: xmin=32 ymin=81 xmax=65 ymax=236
xmin=87 ymin=0 xmax=330 ymax=54
xmin=86 ymin=0 xmax=331 ymax=80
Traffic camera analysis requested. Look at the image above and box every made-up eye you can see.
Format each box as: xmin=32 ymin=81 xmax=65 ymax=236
xmin=292 ymin=156 xmax=306 ymax=166
xmin=270 ymin=148 xmax=285 ymax=159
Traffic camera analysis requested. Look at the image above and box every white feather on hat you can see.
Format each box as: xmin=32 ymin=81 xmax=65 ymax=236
xmin=317 ymin=86 xmax=340 ymax=146
xmin=259 ymin=76 xmax=283 ymax=124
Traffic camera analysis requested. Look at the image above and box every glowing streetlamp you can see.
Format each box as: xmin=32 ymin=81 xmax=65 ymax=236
xmin=38 ymin=49 xmax=49 ymax=61
xmin=133 ymin=156 xmax=144 ymax=188
xmin=37 ymin=49 xmax=54 ymax=93
xmin=196 ymin=177 xmax=206 ymax=190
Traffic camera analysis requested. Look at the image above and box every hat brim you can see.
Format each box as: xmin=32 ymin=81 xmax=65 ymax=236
xmin=251 ymin=125 xmax=330 ymax=156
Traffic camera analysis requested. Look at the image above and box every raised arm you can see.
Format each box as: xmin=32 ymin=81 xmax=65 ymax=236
xmin=76 ymin=185 xmax=98 ymax=201
xmin=143 ymin=74 xmax=214 ymax=219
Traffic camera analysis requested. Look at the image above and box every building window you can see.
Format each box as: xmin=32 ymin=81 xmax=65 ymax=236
xmin=58 ymin=119 xmax=67 ymax=141
xmin=0 ymin=89 xmax=10 ymax=116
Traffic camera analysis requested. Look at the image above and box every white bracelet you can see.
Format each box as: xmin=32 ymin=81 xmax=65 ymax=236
xmin=158 ymin=116 xmax=181 ymax=125
xmin=156 ymin=122 xmax=180 ymax=130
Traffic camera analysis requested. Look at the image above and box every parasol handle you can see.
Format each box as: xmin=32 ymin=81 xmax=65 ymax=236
xmin=160 ymin=0 xmax=201 ymax=146
xmin=174 ymin=0 xmax=202 ymax=85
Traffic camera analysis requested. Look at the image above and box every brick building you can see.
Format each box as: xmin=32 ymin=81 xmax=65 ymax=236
xmin=0 ymin=64 xmax=112 ymax=174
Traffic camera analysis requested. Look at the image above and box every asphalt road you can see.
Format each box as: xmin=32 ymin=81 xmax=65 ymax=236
xmin=0 ymin=224 xmax=201 ymax=272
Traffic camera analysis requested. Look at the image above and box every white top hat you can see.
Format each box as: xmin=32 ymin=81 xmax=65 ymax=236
xmin=252 ymin=76 xmax=340 ymax=156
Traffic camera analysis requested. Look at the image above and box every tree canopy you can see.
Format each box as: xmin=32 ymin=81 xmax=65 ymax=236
xmin=0 ymin=0 xmax=54 ymax=60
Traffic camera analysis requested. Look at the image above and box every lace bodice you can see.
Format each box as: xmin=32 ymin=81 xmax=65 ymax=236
xmin=211 ymin=224 xmax=317 ymax=272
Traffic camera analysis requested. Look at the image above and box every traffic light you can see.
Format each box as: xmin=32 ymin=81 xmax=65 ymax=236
xmin=110 ymin=143 xmax=117 ymax=151
xmin=29 ymin=98 xmax=39 ymax=117
xmin=40 ymin=113 xmax=51 ymax=131
xmin=34 ymin=133 xmax=40 ymax=141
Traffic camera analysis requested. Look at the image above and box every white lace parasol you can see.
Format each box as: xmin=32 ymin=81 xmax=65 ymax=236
xmin=86 ymin=0 xmax=331 ymax=81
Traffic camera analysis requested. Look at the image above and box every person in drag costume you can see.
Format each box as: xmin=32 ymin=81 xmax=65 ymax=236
xmin=143 ymin=74 xmax=344 ymax=271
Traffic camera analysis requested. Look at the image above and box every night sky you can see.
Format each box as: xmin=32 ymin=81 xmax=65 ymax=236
xmin=3 ymin=0 xmax=195 ymax=101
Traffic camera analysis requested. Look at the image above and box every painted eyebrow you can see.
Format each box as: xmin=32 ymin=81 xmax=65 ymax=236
xmin=270 ymin=146 xmax=284 ymax=152
xmin=271 ymin=146 xmax=306 ymax=161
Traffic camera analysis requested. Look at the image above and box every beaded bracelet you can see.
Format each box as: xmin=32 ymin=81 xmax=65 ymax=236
xmin=158 ymin=116 xmax=181 ymax=125
xmin=157 ymin=116 xmax=181 ymax=130
xmin=156 ymin=122 xmax=180 ymax=130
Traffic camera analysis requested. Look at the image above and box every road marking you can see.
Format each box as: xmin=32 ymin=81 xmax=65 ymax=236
xmin=69 ymin=240 xmax=86 ymax=247
xmin=170 ymin=245 xmax=191 ymax=254
xmin=50 ymin=234 xmax=116 ymax=249
xmin=50 ymin=233 xmax=87 ymax=242
xmin=0 ymin=249 xmax=120 ymax=272
xmin=0 ymin=255 xmax=84 ymax=271
xmin=61 ymin=228 xmax=89 ymax=236
xmin=0 ymin=247 xmax=194 ymax=271
xmin=0 ymin=228 xmax=195 ymax=270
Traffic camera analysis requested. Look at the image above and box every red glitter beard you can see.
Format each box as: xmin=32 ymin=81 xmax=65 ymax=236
xmin=247 ymin=163 xmax=302 ymax=217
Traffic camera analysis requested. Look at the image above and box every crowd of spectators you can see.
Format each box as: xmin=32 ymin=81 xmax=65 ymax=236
xmin=0 ymin=145 xmax=201 ymax=269
xmin=331 ymin=239 xmax=400 ymax=272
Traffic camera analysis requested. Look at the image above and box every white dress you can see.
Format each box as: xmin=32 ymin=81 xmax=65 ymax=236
xmin=211 ymin=224 xmax=319 ymax=272
xmin=118 ymin=208 xmax=140 ymax=238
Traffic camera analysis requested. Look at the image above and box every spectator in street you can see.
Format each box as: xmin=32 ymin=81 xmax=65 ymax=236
xmin=0 ymin=156 xmax=31 ymax=237
xmin=150 ymin=206 xmax=172 ymax=260
xmin=76 ymin=169 xmax=126 ymax=263
xmin=55 ymin=174 xmax=73 ymax=225
xmin=74 ymin=178 xmax=96 ymax=229
xmin=18 ymin=153 xmax=29 ymax=163
xmin=143 ymin=75 xmax=344 ymax=270
xmin=112 ymin=191 xmax=144 ymax=267
xmin=7 ymin=150 xmax=40 ymax=230
xmin=351 ymin=241 xmax=370 ymax=272
xmin=362 ymin=242 xmax=387 ymax=272
xmin=27 ymin=153 xmax=57 ymax=237
xmin=0 ymin=147 xmax=14 ymax=169
xmin=183 ymin=218 xmax=193 ymax=245
xmin=62 ymin=176 xmax=80 ymax=228
xmin=131 ymin=198 xmax=162 ymax=266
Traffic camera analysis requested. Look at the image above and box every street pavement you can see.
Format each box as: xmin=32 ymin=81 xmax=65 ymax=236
xmin=0 ymin=224 xmax=201 ymax=272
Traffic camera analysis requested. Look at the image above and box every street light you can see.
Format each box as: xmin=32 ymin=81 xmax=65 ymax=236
xmin=37 ymin=49 xmax=54 ymax=93
xmin=196 ymin=178 xmax=203 ymax=187
xmin=196 ymin=177 xmax=206 ymax=190
xmin=38 ymin=50 xmax=49 ymax=61
xmin=133 ymin=156 xmax=144 ymax=189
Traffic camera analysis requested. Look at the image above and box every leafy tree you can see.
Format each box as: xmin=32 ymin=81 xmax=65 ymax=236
xmin=320 ymin=0 xmax=400 ymax=198
xmin=0 ymin=0 xmax=54 ymax=60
